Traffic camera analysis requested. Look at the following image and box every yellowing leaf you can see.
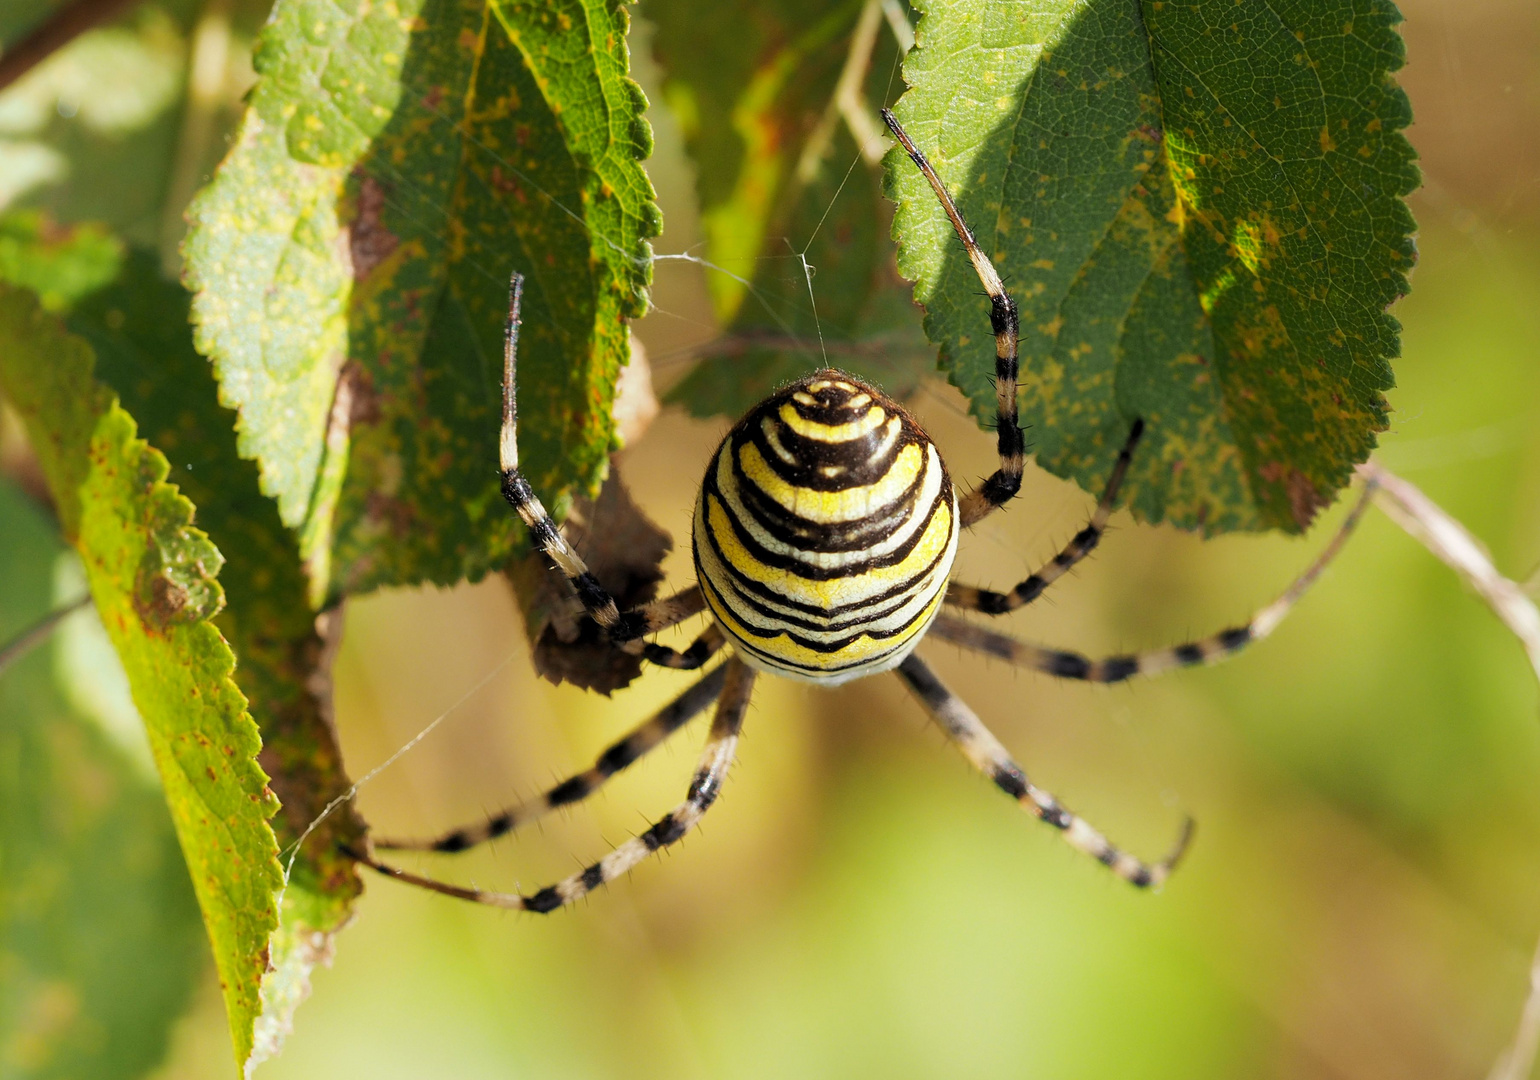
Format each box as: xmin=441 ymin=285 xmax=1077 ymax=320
xmin=0 ymin=284 xmax=282 ymax=1069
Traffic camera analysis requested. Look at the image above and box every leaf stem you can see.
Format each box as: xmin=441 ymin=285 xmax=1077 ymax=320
xmin=795 ymin=0 xmax=888 ymax=184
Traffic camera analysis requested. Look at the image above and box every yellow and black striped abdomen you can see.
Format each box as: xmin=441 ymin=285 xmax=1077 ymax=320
xmin=693 ymin=371 xmax=958 ymax=684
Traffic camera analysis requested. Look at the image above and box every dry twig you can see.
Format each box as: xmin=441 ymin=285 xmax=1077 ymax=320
xmin=0 ymin=0 xmax=142 ymax=93
xmin=0 ymin=594 xmax=92 ymax=677
xmin=1357 ymin=461 xmax=1540 ymax=1080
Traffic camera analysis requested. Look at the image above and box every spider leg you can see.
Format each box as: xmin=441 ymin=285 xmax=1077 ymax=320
xmin=882 ymin=110 xmax=1024 ymax=529
xmin=354 ymin=659 xmax=757 ymax=913
xmin=642 ymin=623 xmax=726 ymax=670
xmin=374 ymin=661 xmax=730 ymax=854
xmin=635 ymin=585 xmax=706 ymax=636
xmin=896 ymin=653 xmax=1192 ymax=888
xmin=933 ymin=479 xmax=1377 ymax=682
xmin=545 ymin=585 xmax=715 ymax=668
xmin=946 ymin=419 xmax=1144 ymax=615
xmin=499 ymin=273 xmax=671 ymax=645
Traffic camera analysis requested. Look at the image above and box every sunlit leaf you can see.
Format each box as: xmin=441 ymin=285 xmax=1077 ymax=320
xmin=0 ymin=283 xmax=282 ymax=1068
xmin=185 ymin=0 xmax=661 ymax=598
xmin=886 ymin=0 xmax=1418 ymax=532
xmin=70 ymin=248 xmax=367 ymax=1071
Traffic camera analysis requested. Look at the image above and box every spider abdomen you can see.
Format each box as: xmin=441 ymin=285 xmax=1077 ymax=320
xmin=693 ymin=371 xmax=958 ymax=684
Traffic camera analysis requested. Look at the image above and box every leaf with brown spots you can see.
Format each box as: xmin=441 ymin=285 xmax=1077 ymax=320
xmin=1 ymin=218 xmax=369 ymax=1075
xmin=71 ymin=246 xmax=370 ymax=1073
xmin=0 ymin=475 xmax=205 ymax=1080
xmin=0 ymin=279 xmax=283 ymax=1072
xmin=184 ymin=0 xmax=662 ymax=599
xmin=886 ymin=0 xmax=1418 ymax=532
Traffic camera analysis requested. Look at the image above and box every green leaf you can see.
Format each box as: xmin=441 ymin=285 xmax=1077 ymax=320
xmin=69 ymin=248 xmax=367 ymax=1070
xmin=0 ymin=480 xmax=205 ymax=1080
xmin=886 ymin=0 xmax=1417 ymax=532
xmin=650 ymin=0 xmax=935 ymax=419
xmin=2 ymin=212 xmax=369 ymax=1069
xmin=185 ymin=0 xmax=662 ymax=598
xmin=0 ymin=283 xmax=283 ymax=1069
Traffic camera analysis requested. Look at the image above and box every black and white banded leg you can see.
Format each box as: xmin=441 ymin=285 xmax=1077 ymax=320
xmin=375 ymin=662 xmax=731 ymax=855
xmin=946 ymin=419 xmax=1145 ymax=615
xmin=931 ymin=479 xmax=1378 ymax=683
xmin=499 ymin=273 xmax=705 ymax=667
xmin=355 ymin=659 xmax=758 ymax=913
xmin=883 ymin=109 xmax=1025 ymax=529
xmin=896 ymin=653 xmax=1192 ymax=888
xmin=642 ymin=624 xmax=726 ymax=671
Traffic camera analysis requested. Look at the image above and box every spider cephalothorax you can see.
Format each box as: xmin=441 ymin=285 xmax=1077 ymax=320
xmin=695 ymin=371 xmax=956 ymax=684
xmin=352 ymin=111 xmax=1372 ymax=913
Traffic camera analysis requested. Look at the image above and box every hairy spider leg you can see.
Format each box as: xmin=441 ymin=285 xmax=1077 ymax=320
xmin=498 ymin=272 xmax=707 ymax=662
xmin=356 ymin=659 xmax=757 ymax=913
xmin=930 ymin=478 xmax=1378 ymax=682
xmin=882 ymin=109 xmax=1024 ymax=529
xmin=374 ymin=662 xmax=732 ymax=855
xmin=643 ymin=624 xmax=727 ymax=670
xmin=896 ymin=653 xmax=1192 ymax=888
xmin=945 ymin=419 xmax=1144 ymax=615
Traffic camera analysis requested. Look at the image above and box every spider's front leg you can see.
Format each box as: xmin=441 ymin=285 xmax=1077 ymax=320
xmin=896 ymin=653 xmax=1192 ymax=888
xmin=886 ymin=109 xmax=1153 ymax=605
xmin=883 ymin=109 xmax=1025 ymax=529
xmin=497 ymin=272 xmax=703 ymax=667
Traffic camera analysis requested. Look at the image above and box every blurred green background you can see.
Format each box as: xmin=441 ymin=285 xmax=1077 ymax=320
xmin=4 ymin=0 xmax=1540 ymax=1076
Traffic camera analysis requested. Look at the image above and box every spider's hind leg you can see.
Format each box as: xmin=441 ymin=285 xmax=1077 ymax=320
xmin=896 ymin=653 xmax=1192 ymax=888
xmin=374 ymin=661 xmax=730 ymax=855
xmin=354 ymin=659 xmax=758 ymax=913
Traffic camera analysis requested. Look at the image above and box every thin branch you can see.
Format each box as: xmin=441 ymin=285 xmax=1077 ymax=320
xmin=0 ymin=594 xmax=92 ymax=678
xmin=880 ymin=0 xmax=915 ymax=52
xmin=833 ymin=0 xmax=890 ymax=166
xmin=0 ymin=0 xmax=142 ymax=94
xmin=1355 ymin=461 xmax=1540 ymax=1080
xmin=158 ymin=0 xmax=233 ymax=275
xmin=1359 ymin=463 xmax=1540 ymax=677
xmin=795 ymin=0 xmax=887 ymax=183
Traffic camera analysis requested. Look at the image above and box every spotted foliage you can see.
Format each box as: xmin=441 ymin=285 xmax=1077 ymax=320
xmin=185 ymin=0 xmax=661 ymax=597
xmin=887 ymin=0 xmax=1417 ymax=532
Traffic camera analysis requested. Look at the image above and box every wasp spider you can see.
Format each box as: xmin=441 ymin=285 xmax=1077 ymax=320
xmin=352 ymin=111 xmax=1374 ymax=913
